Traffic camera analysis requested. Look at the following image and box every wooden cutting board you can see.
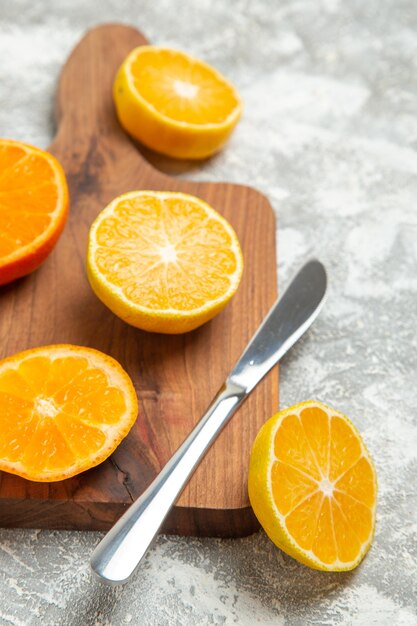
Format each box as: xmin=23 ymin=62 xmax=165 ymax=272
xmin=0 ymin=24 xmax=278 ymax=536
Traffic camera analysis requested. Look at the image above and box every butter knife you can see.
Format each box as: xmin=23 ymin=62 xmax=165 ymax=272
xmin=91 ymin=259 xmax=327 ymax=584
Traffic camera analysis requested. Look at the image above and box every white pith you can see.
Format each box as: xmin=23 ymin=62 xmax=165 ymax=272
xmin=158 ymin=242 xmax=178 ymax=263
xmin=35 ymin=397 xmax=59 ymax=418
xmin=173 ymin=79 xmax=199 ymax=99
xmin=319 ymin=477 xmax=334 ymax=497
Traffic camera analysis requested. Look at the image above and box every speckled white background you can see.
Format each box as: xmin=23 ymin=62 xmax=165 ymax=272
xmin=1 ymin=0 xmax=417 ymax=624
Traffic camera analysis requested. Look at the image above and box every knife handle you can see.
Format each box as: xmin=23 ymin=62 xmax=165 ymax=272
xmin=90 ymin=381 xmax=246 ymax=584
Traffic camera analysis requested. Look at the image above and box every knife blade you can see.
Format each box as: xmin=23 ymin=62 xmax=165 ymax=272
xmin=91 ymin=259 xmax=327 ymax=584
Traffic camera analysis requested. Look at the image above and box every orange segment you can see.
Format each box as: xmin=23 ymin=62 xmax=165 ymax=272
xmin=300 ymin=406 xmax=330 ymax=475
xmin=248 ymin=400 xmax=377 ymax=571
xmin=331 ymin=499 xmax=362 ymax=563
xmin=335 ymin=456 xmax=376 ymax=507
xmin=274 ymin=413 xmax=321 ymax=480
xmin=61 ymin=386 xmax=130 ymax=426
xmin=113 ymin=46 xmax=242 ymax=159
xmin=22 ymin=421 xmax=76 ymax=475
xmin=271 ymin=460 xmax=317 ymax=516
xmin=0 ymin=369 xmax=35 ymax=401
xmin=54 ymin=414 xmax=106 ymax=458
xmin=0 ymin=139 xmax=69 ymax=285
xmin=333 ymin=491 xmax=373 ymax=543
xmin=329 ymin=414 xmax=362 ymax=481
xmin=312 ymin=497 xmax=338 ymax=565
xmin=0 ymin=345 xmax=138 ymax=482
xmin=0 ymin=393 xmax=35 ymax=462
xmin=87 ymin=191 xmax=243 ymax=334
xmin=285 ymin=491 xmax=323 ymax=551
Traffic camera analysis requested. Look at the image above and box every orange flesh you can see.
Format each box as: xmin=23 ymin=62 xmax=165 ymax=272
xmin=0 ymin=351 xmax=131 ymax=478
xmin=94 ymin=193 xmax=240 ymax=311
xmin=130 ymin=49 xmax=240 ymax=125
xmin=272 ymin=406 xmax=375 ymax=564
xmin=0 ymin=145 xmax=59 ymax=258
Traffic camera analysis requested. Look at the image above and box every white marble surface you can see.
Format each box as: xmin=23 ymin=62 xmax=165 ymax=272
xmin=1 ymin=0 xmax=417 ymax=624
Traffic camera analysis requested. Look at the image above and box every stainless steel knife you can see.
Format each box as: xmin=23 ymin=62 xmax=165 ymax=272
xmin=91 ymin=259 xmax=327 ymax=584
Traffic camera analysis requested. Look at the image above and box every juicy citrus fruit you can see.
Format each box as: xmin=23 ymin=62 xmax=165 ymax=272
xmin=0 ymin=139 xmax=69 ymax=286
xmin=248 ymin=401 xmax=377 ymax=571
xmin=87 ymin=191 xmax=243 ymax=334
xmin=0 ymin=345 xmax=138 ymax=482
xmin=113 ymin=46 xmax=242 ymax=159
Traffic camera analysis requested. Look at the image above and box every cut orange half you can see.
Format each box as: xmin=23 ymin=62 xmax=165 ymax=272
xmin=248 ymin=401 xmax=377 ymax=571
xmin=0 ymin=139 xmax=69 ymax=285
xmin=0 ymin=345 xmax=138 ymax=482
xmin=113 ymin=46 xmax=242 ymax=159
xmin=87 ymin=191 xmax=243 ymax=334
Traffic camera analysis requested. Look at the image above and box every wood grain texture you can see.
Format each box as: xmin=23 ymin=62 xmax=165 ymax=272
xmin=0 ymin=24 xmax=278 ymax=536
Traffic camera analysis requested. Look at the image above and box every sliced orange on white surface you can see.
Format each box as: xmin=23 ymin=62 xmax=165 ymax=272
xmin=248 ymin=401 xmax=377 ymax=571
